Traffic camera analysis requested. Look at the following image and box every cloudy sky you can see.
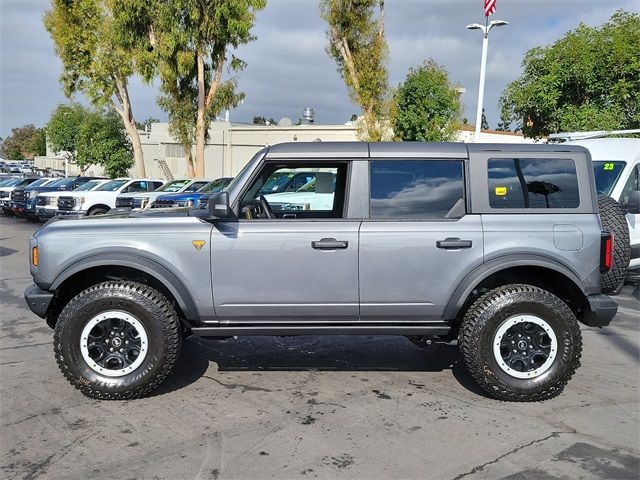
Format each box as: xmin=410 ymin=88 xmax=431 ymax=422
xmin=0 ymin=0 xmax=636 ymax=138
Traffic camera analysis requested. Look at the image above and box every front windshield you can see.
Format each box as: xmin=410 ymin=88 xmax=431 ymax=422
xmin=50 ymin=178 xmax=76 ymax=188
xmin=156 ymin=179 xmax=191 ymax=192
xmin=74 ymin=180 xmax=102 ymax=191
xmin=27 ymin=178 xmax=51 ymax=188
xmin=0 ymin=178 xmax=21 ymax=187
xmin=96 ymin=179 xmax=128 ymax=191
xmin=592 ymin=161 xmax=626 ymax=196
xmin=259 ymin=172 xmax=295 ymax=194
xmin=199 ymin=178 xmax=232 ymax=193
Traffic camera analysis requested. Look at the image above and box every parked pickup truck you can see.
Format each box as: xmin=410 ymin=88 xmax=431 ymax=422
xmin=25 ymin=142 xmax=625 ymax=402
xmin=570 ymin=138 xmax=640 ymax=285
xmin=56 ymin=178 xmax=165 ymax=216
xmin=11 ymin=176 xmax=106 ymax=220
xmin=152 ymin=177 xmax=233 ymax=209
xmin=36 ymin=179 xmax=111 ymax=221
xmin=115 ymin=178 xmax=213 ymax=211
xmin=1 ymin=177 xmax=49 ymax=214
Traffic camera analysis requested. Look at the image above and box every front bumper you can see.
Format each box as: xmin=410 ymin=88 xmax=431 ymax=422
xmin=24 ymin=285 xmax=54 ymax=319
xmin=583 ymin=294 xmax=618 ymax=327
xmin=57 ymin=209 xmax=87 ymax=216
xmin=37 ymin=207 xmax=56 ymax=219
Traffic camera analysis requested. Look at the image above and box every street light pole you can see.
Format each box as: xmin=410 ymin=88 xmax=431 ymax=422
xmin=466 ymin=18 xmax=508 ymax=142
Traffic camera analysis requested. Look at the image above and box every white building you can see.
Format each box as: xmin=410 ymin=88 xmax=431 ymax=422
xmin=35 ymin=121 xmax=535 ymax=179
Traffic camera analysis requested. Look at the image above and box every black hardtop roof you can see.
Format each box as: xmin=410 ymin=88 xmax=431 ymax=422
xmin=264 ymin=141 xmax=589 ymax=159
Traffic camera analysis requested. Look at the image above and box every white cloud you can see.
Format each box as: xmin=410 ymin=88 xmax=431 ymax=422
xmin=1 ymin=0 xmax=638 ymax=137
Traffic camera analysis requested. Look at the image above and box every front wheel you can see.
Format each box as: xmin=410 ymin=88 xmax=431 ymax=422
xmin=458 ymin=284 xmax=582 ymax=401
xmin=88 ymin=207 xmax=108 ymax=216
xmin=54 ymin=281 xmax=182 ymax=399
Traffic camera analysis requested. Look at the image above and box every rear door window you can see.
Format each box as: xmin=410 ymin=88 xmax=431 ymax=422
xmin=369 ymin=160 xmax=465 ymax=219
xmin=488 ymin=158 xmax=580 ymax=209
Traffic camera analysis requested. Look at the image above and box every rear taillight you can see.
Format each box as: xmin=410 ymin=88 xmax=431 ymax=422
xmin=600 ymin=231 xmax=614 ymax=273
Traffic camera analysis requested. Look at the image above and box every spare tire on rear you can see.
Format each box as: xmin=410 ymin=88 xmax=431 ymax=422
xmin=598 ymin=195 xmax=630 ymax=294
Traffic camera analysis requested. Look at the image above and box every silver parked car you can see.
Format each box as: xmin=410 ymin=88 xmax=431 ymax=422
xmin=24 ymin=142 xmax=623 ymax=401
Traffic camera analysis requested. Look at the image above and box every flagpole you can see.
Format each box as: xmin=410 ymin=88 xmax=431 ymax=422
xmin=474 ymin=15 xmax=490 ymax=142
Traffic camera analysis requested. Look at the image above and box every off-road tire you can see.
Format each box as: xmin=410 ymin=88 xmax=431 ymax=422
xmin=458 ymin=284 xmax=582 ymax=402
xmin=598 ymin=195 xmax=630 ymax=294
xmin=53 ymin=281 xmax=181 ymax=399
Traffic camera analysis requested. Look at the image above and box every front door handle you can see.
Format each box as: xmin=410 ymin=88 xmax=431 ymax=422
xmin=436 ymin=238 xmax=473 ymax=249
xmin=312 ymin=238 xmax=349 ymax=250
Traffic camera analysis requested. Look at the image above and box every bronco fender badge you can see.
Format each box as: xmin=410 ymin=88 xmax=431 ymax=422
xmin=192 ymin=240 xmax=206 ymax=250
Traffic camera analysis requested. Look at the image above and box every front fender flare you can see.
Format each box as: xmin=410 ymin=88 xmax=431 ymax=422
xmin=45 ymin=251 xmax=200 ymax=322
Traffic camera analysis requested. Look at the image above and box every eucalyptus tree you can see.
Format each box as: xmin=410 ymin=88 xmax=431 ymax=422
xmin=44 ymin=0 xmax=147 ymax=176
xmin=321 ymin=0 xmax=389 ymax=141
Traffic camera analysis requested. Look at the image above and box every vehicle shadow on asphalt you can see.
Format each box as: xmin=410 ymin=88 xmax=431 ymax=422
xmin=152 ymin=335 xmax=491 ymax=398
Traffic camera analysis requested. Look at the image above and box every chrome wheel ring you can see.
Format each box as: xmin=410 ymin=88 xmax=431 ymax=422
xmin=80 ymin=311 xmax=148 ymax=377
xmin=493 ymin=315 xmax=557 ymax=379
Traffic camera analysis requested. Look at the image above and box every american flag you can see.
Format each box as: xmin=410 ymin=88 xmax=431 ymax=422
xmin=484 ymin=0 xmax=496 ymax=16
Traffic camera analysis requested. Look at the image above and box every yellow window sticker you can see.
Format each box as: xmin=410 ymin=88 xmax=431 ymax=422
xmin=495 ymin=186 xmax=507 ymax=196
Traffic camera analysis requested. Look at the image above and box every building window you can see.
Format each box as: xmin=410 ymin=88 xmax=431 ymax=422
xmin=165 ymin=144 xmax=185 ymax=159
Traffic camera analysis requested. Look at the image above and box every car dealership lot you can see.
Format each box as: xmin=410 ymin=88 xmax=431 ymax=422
xmin=1 ymin=214 xmax=638 ymax=480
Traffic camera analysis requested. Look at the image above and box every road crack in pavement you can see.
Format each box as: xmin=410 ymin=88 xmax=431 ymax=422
xmin=0 ymin=341 xmax=52 ymax=351
xmin=450 ymin=430 xmax=574 ymax=480
xmin=202 ymin=375 xmax=272 ymax=392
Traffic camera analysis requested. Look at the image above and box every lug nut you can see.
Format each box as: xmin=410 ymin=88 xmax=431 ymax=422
xmin=125 ymin=340 xmax=129 ymax=345
xmin=119 ymin=348 xmax=124 ymax=353
xmin=110 ymin=347 xmax=114 ymax=352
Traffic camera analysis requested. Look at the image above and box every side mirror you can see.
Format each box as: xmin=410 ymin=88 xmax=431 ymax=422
xmin=207 ymin=191 xmax=231 ymax=219
xmin=626 ymin=190 xmax=640 ymax=214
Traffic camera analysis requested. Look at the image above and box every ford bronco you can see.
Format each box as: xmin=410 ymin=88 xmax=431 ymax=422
xmin=24 ymin=142 xmax=624 ymax=401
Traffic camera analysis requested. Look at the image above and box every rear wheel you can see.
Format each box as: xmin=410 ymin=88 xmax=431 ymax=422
xmin=459 ymin=284 xmax=582 ymax=401
xmin=598 ymin=195 xmax=630 ymax=294
xmin=54 ymin=281 xmax=181 ymax=399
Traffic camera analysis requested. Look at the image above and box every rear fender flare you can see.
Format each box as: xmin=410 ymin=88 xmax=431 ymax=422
xmin=443 ymin=254 xmax=586 ymax=321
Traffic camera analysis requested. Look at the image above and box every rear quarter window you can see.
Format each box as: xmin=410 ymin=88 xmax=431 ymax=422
xmin=488 ymin=158 xmax=579 ymax=209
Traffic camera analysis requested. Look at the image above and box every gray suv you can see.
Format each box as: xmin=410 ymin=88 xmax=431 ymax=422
xmin=24 ymin=142 xmax=620 ymax=401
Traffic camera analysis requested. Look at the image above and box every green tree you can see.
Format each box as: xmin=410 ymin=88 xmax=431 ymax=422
xmin=253 ymin=115 xmax=266 ymax=125
xmin=393 ymin=60 xmax=462 ymax=142
xmin=321 ymin=0 xmax=389 ymax=141
xmin=46 ymin=103 xmax=88 ymax=164
xmin=2 ymin=125 xmax=46 ymax=160
xmin=44 ymin=0 xmax=147 ymax=176
xmin=500 ymin=10 xmax=640 ymax=138
xmin=147 ymin=0 xmax=265 ymax=177
xmin=135 ymin=117 xmax=160 ymax=131
xmin=76 ymin=110 xmax=134 ymax=177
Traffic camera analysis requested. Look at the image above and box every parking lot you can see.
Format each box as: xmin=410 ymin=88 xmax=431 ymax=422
xmin=0 ymin=213 xmax=638 ymax=480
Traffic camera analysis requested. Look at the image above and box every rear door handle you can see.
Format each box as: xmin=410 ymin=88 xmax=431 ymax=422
xmin=312 ymin=238 xmax=349 ymax=250
xmin=436 ymin=238 xmax=473 ymax=249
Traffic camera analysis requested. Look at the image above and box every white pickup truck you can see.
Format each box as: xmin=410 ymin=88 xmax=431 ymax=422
xmin=568 ymin=138 xmax=639 ymax=284
xmin=36 ymin=179 xmax=111 ymax=221
xmin=57 ymin=178 xmax=165 ymax=216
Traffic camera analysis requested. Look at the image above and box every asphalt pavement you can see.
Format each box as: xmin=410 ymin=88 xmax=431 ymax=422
xmin=1 ymin=214 xmax=638 ymax=480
